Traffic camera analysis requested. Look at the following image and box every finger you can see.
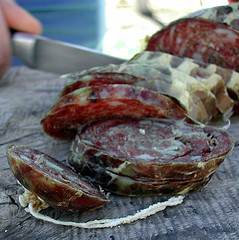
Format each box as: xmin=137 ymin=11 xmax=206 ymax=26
xmin=0 ymin=0 xmax=42 ymax=34
xmin=0 ymin=7 xmax=11 ymax=77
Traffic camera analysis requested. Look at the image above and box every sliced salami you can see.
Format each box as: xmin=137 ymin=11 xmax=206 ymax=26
xmin=61 ymin=66 xmax=213 ymax=123
xmin=62 ymin=50 xmax=238 ymax=122
xmin=60 ymin=72 xmax=145 ymax=97
xmin=68 ymin=119 xmax=234 ymax=186
xmin=146 ymin=18 xmax=239 ymax=72
xmin=41 ymin=84 xmax=186 ymax=140
xmin=132 ymin=51 xmax=235 ymax=114
xmin=6 ymin=145 xmax=109 ymax=211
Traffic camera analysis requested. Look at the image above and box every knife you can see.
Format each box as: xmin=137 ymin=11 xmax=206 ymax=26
xmin=11 ymin=32 xmax=125 ymax=74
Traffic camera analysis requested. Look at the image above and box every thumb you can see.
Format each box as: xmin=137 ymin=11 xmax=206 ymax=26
xmin=0 ymin=0 xmax=42 ymax=34
xmin=0 ymin=6 xmax=10 ymax=77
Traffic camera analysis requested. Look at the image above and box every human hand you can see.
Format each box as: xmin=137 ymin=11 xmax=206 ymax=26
xmin=0 ymin=0 xmax=42 ymax=78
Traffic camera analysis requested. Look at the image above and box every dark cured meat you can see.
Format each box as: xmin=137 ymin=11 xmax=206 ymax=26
xmin=68 ymin=119 xmax=234 ymax=184
xmin=41 ymin=84 xmax=186 ymax=140
xmin=77 ymin=160 xmax=210 ymax=196
xmin=146 ymin=18 xmax=239 ymax=72
xmin=60 ymin=72 xmax=145 ymax=97
xmin=6 ymin=145 xmax=109 ymax=211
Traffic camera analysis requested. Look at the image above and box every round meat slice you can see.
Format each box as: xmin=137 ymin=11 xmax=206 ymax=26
xmin=68 ymin=119 xmax=234 ymax=182
xmin=6 ymin=145 xmax=109 ymax=211
xmin=146 ymin=18 xmax=239 ymax=72
xmin=41 ymin=84 xmax=186 ymax=140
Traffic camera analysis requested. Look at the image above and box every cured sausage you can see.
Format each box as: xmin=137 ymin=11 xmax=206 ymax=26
xmin=64 ymin=69 xmax=210 ymax=122
xmin=61 ymin=64 xmax=212 ymax=123
xmin=76 ymin=160 xmax=210 ymax=196
xmin=41 ymin=84 xmax=186 ymax=140
xmin=132 ymin=51 xmax=235 ymax=114
xmin=6 ymin=145 xmax=109 ymax=211
xmin=60 ymin=72 xmax=144 ymax=97
xmin=62 ymin=50 xmax=238 ymax=122
xmin=68 ymin=118 xmax=234 ymax=195
xmin=146 ymin=18 xmax=239 ymax=72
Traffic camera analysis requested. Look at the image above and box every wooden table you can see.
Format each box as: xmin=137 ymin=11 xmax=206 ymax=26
xmin=0 ymin=67 xmax=238 ymax=239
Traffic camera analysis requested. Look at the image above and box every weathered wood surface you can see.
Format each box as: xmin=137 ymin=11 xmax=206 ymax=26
xmin=0 ymin=67 xmax=238 ymax=240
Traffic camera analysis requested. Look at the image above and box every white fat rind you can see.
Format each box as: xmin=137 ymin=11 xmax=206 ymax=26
xmin=215 ymin=28 xmax=238 ymax=39
xmin=19 ymin=188 xmax=49 ymax=213
xmin=139 ymin=129 xmax=145 ymax=135
xmin=177 ymin=61 xmax=199 ymax=75
xmin=197 ymin=161 xmax=207 ymax=169
xmin=112 ymin=161 xmax=130 ymax=174
xmin=226 ymin=71 xmax=239 ymax=97
xmin=108 ymin=101 xmax=124 ymax=107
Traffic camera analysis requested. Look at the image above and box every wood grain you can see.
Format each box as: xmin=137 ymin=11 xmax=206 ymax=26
xmin=0 ymin=67 xmax=238 ymax=240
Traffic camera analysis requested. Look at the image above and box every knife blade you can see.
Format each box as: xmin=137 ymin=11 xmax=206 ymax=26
xmin=11 ymin=32 xmax=125 ymax=74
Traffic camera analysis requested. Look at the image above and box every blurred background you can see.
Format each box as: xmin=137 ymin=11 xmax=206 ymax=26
xmin=103 ymin=0 xmax=228 ymax=59
xmin=14 ymin=0 xmax=229 ymax=66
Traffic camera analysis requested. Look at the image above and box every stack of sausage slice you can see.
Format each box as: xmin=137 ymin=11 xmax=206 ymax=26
xmin=40 ymin=3 xmax=239 ymax=197
xmin=7 ymin=3 xmax=238 ymax=207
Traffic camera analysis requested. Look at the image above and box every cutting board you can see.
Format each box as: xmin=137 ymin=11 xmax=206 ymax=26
xmin=0 ymin=67 xmax=238 ymax=239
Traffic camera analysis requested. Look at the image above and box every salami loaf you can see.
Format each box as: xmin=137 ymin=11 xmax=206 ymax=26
xmin=146 ymin=18 xmax=239 ymax=72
